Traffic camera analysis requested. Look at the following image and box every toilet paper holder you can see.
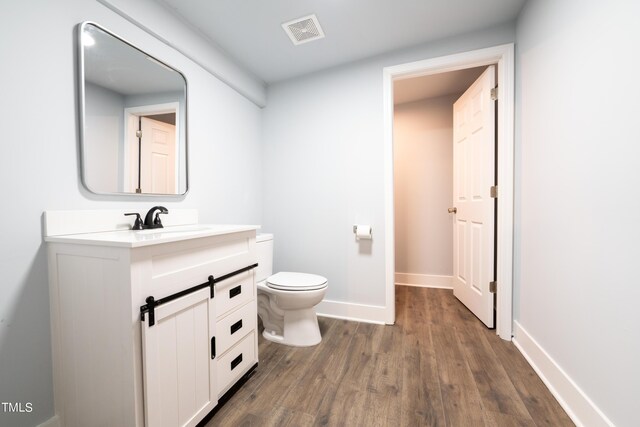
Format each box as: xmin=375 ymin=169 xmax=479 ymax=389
xmin=353 ymin=224 xmax=372 ymax=239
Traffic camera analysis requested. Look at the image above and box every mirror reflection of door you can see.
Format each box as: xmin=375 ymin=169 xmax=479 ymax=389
xmin=125 ymin=104 xmax=179 ymax=194
xmin=141 ymin=116 xmax=176 ymax=194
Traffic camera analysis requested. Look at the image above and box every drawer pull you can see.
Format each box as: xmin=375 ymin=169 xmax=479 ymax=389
xmin=230 ymin=319 xmax=243 ymax=335
xmin=230 ymin=353 xmax=243 ymax=371
xmin=229 ymin=285 xmax=242 ymax=299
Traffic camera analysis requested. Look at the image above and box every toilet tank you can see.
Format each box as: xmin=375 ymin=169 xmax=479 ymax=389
xmin=255 ymin=233 xmax=274 ymax=283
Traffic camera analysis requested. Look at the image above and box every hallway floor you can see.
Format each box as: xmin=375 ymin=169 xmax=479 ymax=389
xmin=206 ymin=286 xmax=573 ymax=426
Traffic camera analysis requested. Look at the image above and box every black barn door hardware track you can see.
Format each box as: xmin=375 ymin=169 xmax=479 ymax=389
xmin=140 ymin=263 xmax=258 ymax=326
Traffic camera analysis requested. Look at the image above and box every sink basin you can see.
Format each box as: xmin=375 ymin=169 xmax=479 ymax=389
xmin=135 ymin=225 xmax=212 ymax=235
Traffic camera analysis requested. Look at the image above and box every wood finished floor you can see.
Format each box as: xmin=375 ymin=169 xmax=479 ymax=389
xmin=206 ymin=286 xmax=573 ymax=426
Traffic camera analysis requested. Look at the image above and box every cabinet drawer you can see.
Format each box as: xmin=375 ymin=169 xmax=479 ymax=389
xmin=217 ymin=331 xmax=256 ymax=397
xmin=216 ymin=271 xmax=254 ymax=319
xmin=216 ymin=302 xmax=256 ymax=356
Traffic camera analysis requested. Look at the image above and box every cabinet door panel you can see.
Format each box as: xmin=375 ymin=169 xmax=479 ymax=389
xmin=142 ymin=288 xmax=217 ymax=427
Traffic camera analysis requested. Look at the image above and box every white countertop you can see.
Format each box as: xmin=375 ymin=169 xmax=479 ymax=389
xmin=44 ymin=224 xmax=260 ymax=248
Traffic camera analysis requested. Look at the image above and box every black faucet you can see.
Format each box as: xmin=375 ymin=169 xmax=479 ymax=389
xmin=144 ymin=206 xmax=169 ymax=229
xmin=124 ymin=206 xmax=169 ymax=230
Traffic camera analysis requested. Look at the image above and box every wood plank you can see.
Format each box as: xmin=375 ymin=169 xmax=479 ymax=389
xmin=340 ymin=328 xmax=376 ymax=389
xmin=431 ymin=323 xmax=475 ymax=386
xmin=404 ymin=286 xmax=430 ymax=329
xmin=313 ymin=381 xmax=368 ymax=427
xmin=205 ymin=401 xmax=262 ymax=427
xmin=439 ymin=383 xmax=486 ymax=427
xmin=487 ymin=335 xmax=574 ymax=426
xmin=431 ymin=323 xmax=486 ymax=426
xmin=370 ymin=322 xmax=403 ymax=355
xmin=401 ymin=322 xmax=446 ymax=426
xmin=456 ymin=321 xmax=531 ymax=419
xmin=243 ymin=344 xmax=322 ymax=418
xmin=484 ymin=410 xmax=537 ymax=427
xmin=254 ymin=405 xmax=315 ymax=427
xmin=361 ymin=352 xmax=402 ymax=425
xmin=281 ymin=409 xmax=316 ymax=427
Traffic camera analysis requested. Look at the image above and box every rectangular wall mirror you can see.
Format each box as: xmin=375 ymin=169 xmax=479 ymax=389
xmin=78 ymin=21 xmax=188 ymax=196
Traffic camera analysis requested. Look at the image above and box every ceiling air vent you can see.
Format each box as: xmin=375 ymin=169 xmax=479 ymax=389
xmin=282 ymin=14 xmax=325 ymax=46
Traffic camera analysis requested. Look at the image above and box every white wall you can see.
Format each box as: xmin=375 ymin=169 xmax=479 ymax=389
xmin=262 ymin=23 xmax=515 ymax=315
xmin=0 ymin=0 xmax=263 ymax=425
xmin=394 ymin=95 xmax=456 ymax=279
xmin=515 ymin=0 xmax=640 ymax=425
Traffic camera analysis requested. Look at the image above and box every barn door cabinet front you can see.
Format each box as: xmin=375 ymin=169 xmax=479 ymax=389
xmin=141 ymin=287 xmax=217 ymax=427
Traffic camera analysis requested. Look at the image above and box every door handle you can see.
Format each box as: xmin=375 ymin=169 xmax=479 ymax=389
xmin=448 ymin=207 xmax=457 ymax=214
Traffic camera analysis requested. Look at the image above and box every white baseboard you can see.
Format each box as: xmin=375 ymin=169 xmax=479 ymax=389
xmin=513 ymin=321 xmax=613 ymax=427
xmin=37 ymin=415 xmax=60 ymax=427
xmin=395 ymin=273 xmax=453 ymax=289
xmin=316 ymin=299 xmax=387 ymax=324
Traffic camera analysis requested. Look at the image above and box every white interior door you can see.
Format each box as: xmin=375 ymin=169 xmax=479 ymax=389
xmin=140 ymin=116 xmax=176 ymax=194
xmin=141 ymin=288 xmax=217 ymax=427
xmin=452 ymin=66 xmax=496 ymax=328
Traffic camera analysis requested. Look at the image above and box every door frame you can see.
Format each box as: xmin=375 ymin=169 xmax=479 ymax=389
xmin=382 ymin=44 xmax=515 ymax=340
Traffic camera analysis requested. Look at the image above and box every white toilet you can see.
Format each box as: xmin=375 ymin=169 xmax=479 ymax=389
xmin=255 ymin=234 xmax=328 ymax=347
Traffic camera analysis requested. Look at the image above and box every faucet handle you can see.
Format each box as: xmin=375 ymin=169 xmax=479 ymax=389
xmin=154 ymin=210 xmax=168 ymax=226
xmin=124 ymin=213 xmax=143 ymax=230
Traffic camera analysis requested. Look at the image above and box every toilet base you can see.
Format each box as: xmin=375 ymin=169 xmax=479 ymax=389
xmin=261 ymin=307 xmax=322 ymax=347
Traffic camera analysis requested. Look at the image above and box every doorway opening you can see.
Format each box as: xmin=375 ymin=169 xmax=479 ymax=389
xmin=393 ymin=65 xmax=496 ymax=326
xmin=384 ymin=44 xmax=514 ymax=340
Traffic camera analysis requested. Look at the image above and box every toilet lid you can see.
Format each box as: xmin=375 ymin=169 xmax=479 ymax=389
xmin=266 ymin=272 xmax=328 ymax=291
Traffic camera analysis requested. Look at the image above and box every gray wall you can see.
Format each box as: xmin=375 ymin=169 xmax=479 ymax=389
xmin=0 ymin=0 xmax=263 ymax=425
xmin=394 ymin=95 xmax=456 ymax=278
xmin=84 ymin=82 xmax=125 ymax=193
xmin=262 ymin=23 xmax=516 ymax=308
xmin=515 ymin=0 xmax=640 ymax=425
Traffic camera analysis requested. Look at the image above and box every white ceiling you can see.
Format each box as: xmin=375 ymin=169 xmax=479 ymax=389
xmin=394 ymin=66 xmax=487 ymax=105
xmin=84 ymin=24 xmax=185 ymax=96
xmin=156 ymin=0 xmax=526 ymax=83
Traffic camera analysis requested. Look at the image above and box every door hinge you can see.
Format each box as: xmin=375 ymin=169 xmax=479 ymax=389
xmin=135 ymin=130 xmax=143 ymax=138
xmin=489 ymin=281 xmax=497 ymax=293
xmin=490 ymin=87 xmax=498 ymax=101
xmin=490 ymin=186 xmax=498 ymax=198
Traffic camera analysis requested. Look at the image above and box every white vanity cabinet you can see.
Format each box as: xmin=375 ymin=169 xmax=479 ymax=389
xmin=45 ymin=219 xmax=259 ymax=427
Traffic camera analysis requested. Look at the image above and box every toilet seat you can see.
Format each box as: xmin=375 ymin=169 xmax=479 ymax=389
xmin=266 ymin=272 xmax=327 ymax=291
